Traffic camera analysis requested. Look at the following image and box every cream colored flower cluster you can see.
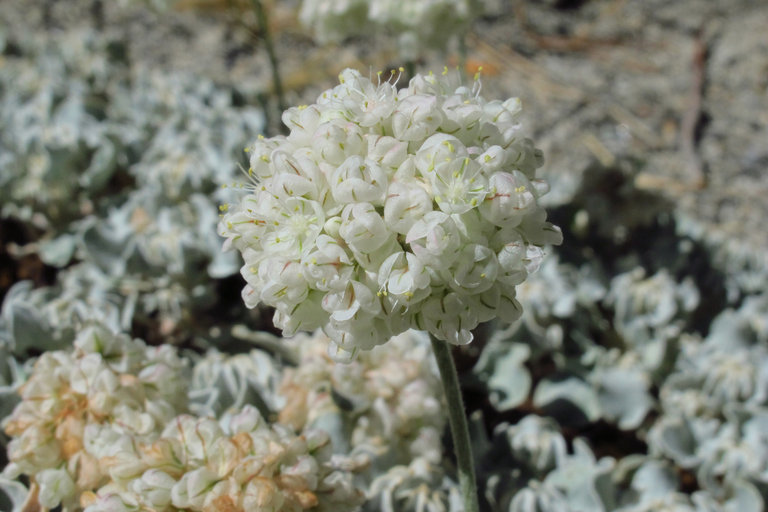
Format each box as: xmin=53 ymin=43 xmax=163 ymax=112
xmin=279 ymin=329 xmax=445 ymax=464
xmin=2 ymin=325 xmax=363 ymax=512
xmin=2 ymin=324 xmax=187 ymax=510
xmin=220 ymin=68 xmax=561 ymax=357
xmin=80 ymin=406 xmax=364 ymax=512
xmin=299 ymin=0 xmax=479 ymax=60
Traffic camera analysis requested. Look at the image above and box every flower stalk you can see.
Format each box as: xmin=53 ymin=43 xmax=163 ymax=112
xmin=250 ymin=0 xmax=286 ymax=121
xmin=430 ymin=334 xmax=480 ymax=512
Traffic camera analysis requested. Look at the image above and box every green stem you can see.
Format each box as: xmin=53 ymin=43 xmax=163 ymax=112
xmin=250 ymin=0 xmax=286 ymax=118
xmin=405 ymin=60 xmax=416 ymax=80
xmin=458 ymin=35 xmax=468 ymax=77
xmin=430 ymin=335 xmax=480 ymax=512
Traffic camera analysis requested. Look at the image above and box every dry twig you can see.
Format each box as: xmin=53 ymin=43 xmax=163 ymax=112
xmin=679 ymin=30 xmax=708 ymax=189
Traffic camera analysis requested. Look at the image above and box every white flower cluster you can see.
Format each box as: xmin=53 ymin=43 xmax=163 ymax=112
xmin=2 ymin=324 xmax=188 ymax=510
xmin=298 ymin=0 xmax=371 ymax=45
xmin=299 ymin=0 xmax=480 ymax=60
xmin=81 ymin=406 xmax=364 ymax=512
xmin=368 ymin=0 xmax=479 ymax=61
xmin=220 ymin=68 xmax=561 ymax=356
xmin=279 ymin=330 xmax=445 ymax=464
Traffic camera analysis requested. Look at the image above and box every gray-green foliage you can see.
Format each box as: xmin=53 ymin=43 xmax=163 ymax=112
xmin=484 ymin=286 xmax=768 ymax=512
xmin=188 ymin=347 xmax=283 ymax=419
xmin=0 ymin=28 xmax=262 ymax=235
xmin=0 ymin=31 xmax=122 ymax=228
xmin=467 ymin=160 xmax=768 ymax=511
xmin=1 ymin=26 xmax=263 ymax=338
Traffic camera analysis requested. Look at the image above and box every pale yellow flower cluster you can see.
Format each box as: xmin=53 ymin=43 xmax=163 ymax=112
xmin=81 ymin=407 xmax=364 ymax=512
xmin=3 ymin=324 xmax=187 ymax=510
xmin=2 ymin=324 xmax=364 ymax=512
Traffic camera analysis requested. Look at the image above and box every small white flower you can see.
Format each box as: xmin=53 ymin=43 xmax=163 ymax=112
xmin=274 ymin=291 xmax=329 ymax=337
xmin=392 ymin=94 xmax=444 ymax=142
xmin=258 ymin=258 xmax=311 ymax=308
xmin=242 ymin=477 xmax=286 ymax=510
xmin=414 ymin=133 xmax=469 ymax=173
xmin=378 ymin=251 xmax=430 ymax=297
xmin=367 ymin=134 xmax=408 ymax=170
xmin=302 ymin=235 xmax=354 ymax=291
xmin=226 ymin=404 xmax=265 ymax=434
xmin=480 ymin=171 xmax=536 ymax=227
xmin=335 ymin=70 xmax=399 ymax=128
xmin=171 ymin=467 xmax=219 ymax=509
xmin=131 ymin=469 xmax=175 ymax=508
xmin=322 ymin=280 xmax=382 ymax=324
xmin=271 ymin=154 xmax=327 ymax=200
xmin=37 ymin=467 xmax=76 ymax=509
xmin=162 ymin=416 xmax=223 ymax=464
xmin=339 ymin=202 xmax=392 ymax=253
xmin=82 ymin=490 xmax=140 ymax=512
xmin=383 ymin=180 xmax=433 ymax=235
xmin=331 ymin=156 xmax=388 ymax=205
xmin=417 ymin=292 xmax=476 ymax=345
xmin=445 ymin=244 xmax=499 ymax=294
xmin=406 ymin=211 xmax=462 ymax=266
xmin=283 ymin=104 xmax=322 ymax=143
xmin=314 ymin=121 xmax=365 ymax=166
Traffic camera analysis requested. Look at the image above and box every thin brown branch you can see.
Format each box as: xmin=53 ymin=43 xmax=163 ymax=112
xmin=679 ymin=31 xmax=708 ymax=189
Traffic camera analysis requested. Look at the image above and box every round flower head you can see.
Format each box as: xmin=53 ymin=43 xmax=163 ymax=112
xmin=220 ymin=68 xmax=561 ymax=359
